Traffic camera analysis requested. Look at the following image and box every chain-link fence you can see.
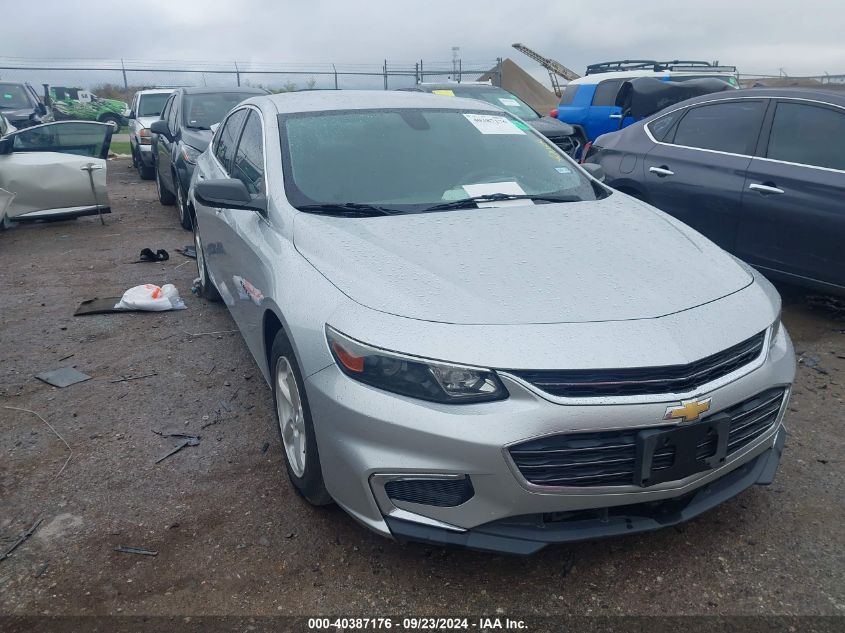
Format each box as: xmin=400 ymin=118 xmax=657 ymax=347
xmin=0 ymin=57 xmax=504 ymax=101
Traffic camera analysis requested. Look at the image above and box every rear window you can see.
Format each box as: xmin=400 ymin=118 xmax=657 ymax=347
xmin=558 ymin=84 xmax=580 ymax=106
xmin=591 ymin=80 xmax=625 ymax=106
xmin=767 ymin=101 xmax=845 ymax=171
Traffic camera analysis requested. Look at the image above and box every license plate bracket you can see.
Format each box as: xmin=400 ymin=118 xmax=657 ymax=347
xmin=633 ymin=417 xmax=730 ymax=487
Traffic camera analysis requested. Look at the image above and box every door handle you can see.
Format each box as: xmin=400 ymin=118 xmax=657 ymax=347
xmin=81 ymin=164 xmax=104 ymax=171
xmin=609 ymin=114 xmax=623 ymax=119
xmin=649 ymin=166 xmax=674 ymax=177
xmin=748 ymin=183 xmax=785 ymax=195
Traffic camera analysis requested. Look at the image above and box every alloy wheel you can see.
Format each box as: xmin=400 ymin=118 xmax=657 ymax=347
xmin=275 ymin=356 xmax=307 ymax=478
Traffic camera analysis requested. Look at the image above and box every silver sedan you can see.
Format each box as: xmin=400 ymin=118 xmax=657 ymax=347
xmin=188 ymin=91 xmax=795 ymax=554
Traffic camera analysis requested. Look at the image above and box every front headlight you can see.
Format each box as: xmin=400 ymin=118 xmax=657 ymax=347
xmin=326 ymin=326 xmax=508 ymax=404
xmin=769 ymin=311 xmax=782 ymax=351
xmin=180 ymin=144 xmax=201 ymax=165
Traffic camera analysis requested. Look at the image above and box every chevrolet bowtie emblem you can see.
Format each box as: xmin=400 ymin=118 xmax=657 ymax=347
xmin=664 ymin=397 xmax=712 ymax=423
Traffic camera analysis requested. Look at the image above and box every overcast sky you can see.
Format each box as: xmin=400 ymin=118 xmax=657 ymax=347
xmin=2 ymin=0 xmax=843 ymax=87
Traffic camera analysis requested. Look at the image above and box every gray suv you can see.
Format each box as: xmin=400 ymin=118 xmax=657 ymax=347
xmin=0 ymin=81 xmax=52 ymax=129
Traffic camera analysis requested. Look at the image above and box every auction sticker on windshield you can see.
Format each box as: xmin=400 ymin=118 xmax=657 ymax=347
xmin=462 ymin=113 xmax=525 ymax=135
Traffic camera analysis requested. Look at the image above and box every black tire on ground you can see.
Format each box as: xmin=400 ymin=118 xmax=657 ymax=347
xmin=192 ymin=223 xmax=221 ymax=302
xmin=177 ymin=180 xmax=193 ymax=230
xmin=138 ymin=163 xmax=155 ymax=180
xmin=99 ymin=113 xmax=121 ymax=130
xmin=270 ymin=330 xmax=333 ymax=506
xmin=155 ymin=166 xmax=176 ymax=205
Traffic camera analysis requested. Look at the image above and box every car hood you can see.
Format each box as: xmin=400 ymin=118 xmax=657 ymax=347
xmin=528 ymin=116 xmax=575 ymax=137
xmin=293 ymin=195 xmax=753 ymax=325
xmin=1 ymin=108 xmax=36 ymax=123
xmin=137 ymin=116 xmax=161 ymax=129
xmin=181 ymin=127 xmax=213 ymax=151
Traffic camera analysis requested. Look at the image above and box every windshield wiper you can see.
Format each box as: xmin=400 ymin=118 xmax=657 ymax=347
xmin=297 ymin=202 xmax=399 ymax=217
xmin=421 ymin=193 xmax=582 ymax=212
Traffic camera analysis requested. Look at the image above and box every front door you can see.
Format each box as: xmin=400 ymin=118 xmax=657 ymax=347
xmin=737 ymin=99 xmax=845 ymax=289
xmin=0 ymin=121 xmax=112 ymax=221
xmin=641 ymin=99 xmax=767 ymax=250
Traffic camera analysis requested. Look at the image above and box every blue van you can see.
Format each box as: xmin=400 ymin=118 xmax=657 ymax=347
xmin=551 ymin=60 xmax=739 ymax=144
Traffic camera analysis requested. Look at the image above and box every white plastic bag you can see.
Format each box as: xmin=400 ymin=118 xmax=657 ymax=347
xmin=114 ymin=283 xmax=187 ymax=311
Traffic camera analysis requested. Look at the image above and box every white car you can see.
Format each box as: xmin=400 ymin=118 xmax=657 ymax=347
xmin=127 ymin=88 xmax=174 ymax=180
xmin=0 ymin=121 xmax=111 ymax=227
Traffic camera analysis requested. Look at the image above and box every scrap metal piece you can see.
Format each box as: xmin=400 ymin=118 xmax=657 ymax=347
xmin=114 ymin=546 xmax=158 ymax=556
xmin=155 ymin=437 xmax=200 ymax=464
xmin=35 ymin=367 xmax=91 ymax=388
xmin=0 ymin=518 xmax=43 ymax=563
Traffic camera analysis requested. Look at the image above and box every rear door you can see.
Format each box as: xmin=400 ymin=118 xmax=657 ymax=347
xmin=584 ymin=79 xmax=628 ymax=140
xmin=641 ymin=99 xmax=767 ymax=250
xmin=155 ymin=95 xmax=178 ymax=190
xmin=0 ymin=121 xmax=112 ymax=221
xmin=737 ymin=99 xmax=845 ymax=289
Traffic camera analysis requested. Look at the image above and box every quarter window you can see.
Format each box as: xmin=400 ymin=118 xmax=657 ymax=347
xmin=647 ymin=110 xmax=683 ymax=142
xmin=213 ymin=109 xmax=248 ymax=172
xmin=591 ymin=79 xmax=625 ymax=106
xmin=232 ymin=111 xmax=265 ymax=194
xmin=671 ymin=101 xmax=765 ymax=154
xmin=558 ymin=84 xmax=580 ymax=106
xmin=767 ymin=102 xmax=845 ymax=171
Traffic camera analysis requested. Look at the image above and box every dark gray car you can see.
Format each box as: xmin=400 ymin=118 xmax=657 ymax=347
xmin=150 ymin=86 xmax=266 ymax=229
xmin=585 ymin=88 xmax=845 ymax=295
xmin=402 ymin=83 xmax=582 ymax=157
xmin=0 ymin=81 xmax=52 ymax=129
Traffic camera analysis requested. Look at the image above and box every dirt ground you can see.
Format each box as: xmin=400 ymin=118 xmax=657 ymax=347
xmin=1 ymin=159 xmax=844 ymax=622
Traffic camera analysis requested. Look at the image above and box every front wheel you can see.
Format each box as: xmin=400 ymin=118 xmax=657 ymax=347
xmin=177 ymin=181 xmax=192 ymax=230
xmin=193 ymin=223 xmax=221 ymax=301
xmin=271 ymin=332 xmax=332 ymax=506
xmin=155 ymin=165 xmax=176 ymax=205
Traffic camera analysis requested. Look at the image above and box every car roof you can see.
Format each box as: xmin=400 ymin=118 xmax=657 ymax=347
xmin=411 ymin=83 xmax=498 ymax=91
xmin=178 ymin=86 xmax=267 ymax=96
xmin=664 ymin=86 xmax=845 ymax=108
xmin=254 ymin=89 xmax=504 ymax=114
xmin=136 ymin=88 xmax=175 ymax=95
xmin=569 ymin=70 xmax=737 ymax=85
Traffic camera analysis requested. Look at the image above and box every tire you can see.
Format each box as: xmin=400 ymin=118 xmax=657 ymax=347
xmin=193 ymin=223 xmax=221 ymax=302
xmin=99 ymin=113 xmax=121 ymax=131
xmin=270 ymin=331 xmax=332 ymax=506
xmin=155 ymin=164 xmax=176 ymax=205
xmin=176 ymin=180 xmax=193 ymax=230
xmin=138 ymin=162 xmax=154 ymax=180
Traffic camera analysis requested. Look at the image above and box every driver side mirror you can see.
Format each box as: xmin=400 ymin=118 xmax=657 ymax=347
xmin=127 ymin=109 xmax=135 ymax=119
xmin=149 ymin=120 xmax=172 ymax=141
xmin=0 ymin=137 xmax=13 ymax=155
xmin=581 ymin=162 xmax=605 ymax=182
xmin=194 ymin=179 xmax=266 ymax=213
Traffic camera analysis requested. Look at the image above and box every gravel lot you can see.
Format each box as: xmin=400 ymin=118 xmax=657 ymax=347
xmin=1 ymin=159 xmax=843 ymax=621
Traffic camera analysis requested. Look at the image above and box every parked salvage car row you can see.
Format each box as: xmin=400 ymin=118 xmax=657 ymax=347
xmin=4 ymin=57 xmax=843 ymax=553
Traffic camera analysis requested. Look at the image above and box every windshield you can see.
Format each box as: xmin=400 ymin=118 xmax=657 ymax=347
xmin=280 ymin=108 xmax=601 ymax=213
xmin=436 ymin=87 xmax=539 ymax=120
xmin=182 ymin=93 xmax=254 ymax=129
xmin=0 ymin=84 xmax=32 ymax=110
xmin=138 ymin=93 xmax=170 ymax=117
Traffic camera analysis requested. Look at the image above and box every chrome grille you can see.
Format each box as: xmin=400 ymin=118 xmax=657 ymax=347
xmin=509 ymin=387 xmax=785 ymax=488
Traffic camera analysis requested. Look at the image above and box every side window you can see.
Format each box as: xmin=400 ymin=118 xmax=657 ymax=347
xmin=11 ymin=121 xmax=110 ymax=159
xmin=591 ymin=79 xmax=624 ymax=106
xmin=647 ymin=109 xmax=683 ymax=142
xmin=671 ymin=101 xmax=765 ymax=155
xmin=167 ymin=97 xmax=179 ymax=133
xmin=213 ymin=109 xmax=248 ymax=172
xmin=160 ymin=96 xmax=173 ymax=123
xmin=767 ymin=102 xmax=845 ymax=171
xmin=232 ymin=111 xmax=265 ymax=194
xmin=558 ymin=84 xmax=580 ymax=106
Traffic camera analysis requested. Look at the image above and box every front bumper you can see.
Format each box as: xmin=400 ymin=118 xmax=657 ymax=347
xmin=386 ymin=429 xmax=784 ymax=554
xmin=305 ymin=325 xmax=794 ymax=551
